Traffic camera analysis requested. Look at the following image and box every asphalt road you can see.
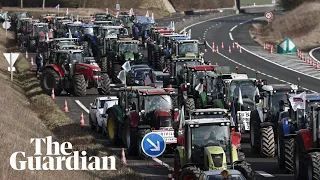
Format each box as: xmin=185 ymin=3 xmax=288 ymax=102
xmin=21 ymin=12 xmax=310 ymax=180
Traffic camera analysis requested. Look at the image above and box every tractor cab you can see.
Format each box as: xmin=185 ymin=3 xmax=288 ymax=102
xmin=94 ymin=20 xmax=116 ymax=26
xmin=170 ymin=39 xmax=207 ymax=60
xmin=32 ymin=23 xmax=50 ymax=38
xmin=134 ymin=15 xmax=155 ymax=42
xmin=115 ymin=39 xmax=143 ymax=61
xmin=78 ymin=16 xmax=94 ymax=23
xmin=17 ymin=17 xmax=33 ymax=35
xmin=65 ymin=22 xmax=84 ymax=39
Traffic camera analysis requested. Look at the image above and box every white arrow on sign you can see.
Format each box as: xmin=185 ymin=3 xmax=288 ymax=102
xmin=4 ymin=53 xmax=19 ymax=66
xmin=147 ymin=138 xmax=160 ymax=151
xmin=288 ymin=40 xmax=295 ymax=51
xmin=279 ymin=41 xmax=287 ymax=51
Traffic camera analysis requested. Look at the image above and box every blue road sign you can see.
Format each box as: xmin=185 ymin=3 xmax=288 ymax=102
xmin=141 ymin=132 xmax=166 ymax=158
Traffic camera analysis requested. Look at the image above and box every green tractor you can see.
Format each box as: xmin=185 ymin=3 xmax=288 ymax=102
xmin=173 ymin=108 xmax=255 ymax=180
xmin=105 ymin=38 xmax=144 ymax=83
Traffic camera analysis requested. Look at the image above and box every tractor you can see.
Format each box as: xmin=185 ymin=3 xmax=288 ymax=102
xmin=94 ymin=13 xmax=114 ymax=21
xmin=294 ymin=103 xmax=320 ymax=179
xmin=173 ymin=108 xmax=255 ymax=180
xmin=133 ymin=15 xmax=155 ymax=45
xmin=178 ymin=65 xmax=219 ymax=112
xmin=250 ymin=83 xmax=298 ymax=158
xmin=40 ymin=49 xmax=111 ymax=96
xmin=64 ymin=22 xmax=84 ymax=40
xmin=27 ymin=22 xmax=51 ymax=52
xmin=54 ymin=19 xmax=72 ymax=38
xmin=277 ymin=92 xmax=320 ymax=174
xmin=105 ymin=38 xmax=144 ymax=83
xmin=213 ymin=77 xmax=260 ymax=134
xmin=105 ymin=87 xmax=179 ymax=157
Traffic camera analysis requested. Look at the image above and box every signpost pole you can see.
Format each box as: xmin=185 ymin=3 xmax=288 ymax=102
xmin=10 ymin=52 xmax=13 ymax=81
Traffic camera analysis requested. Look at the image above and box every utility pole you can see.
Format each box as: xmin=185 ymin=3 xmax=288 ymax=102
xmin=20 ymin=0 xmax=23 ymax=8
xmin=42 ymin=0 xmax=45 ymax=10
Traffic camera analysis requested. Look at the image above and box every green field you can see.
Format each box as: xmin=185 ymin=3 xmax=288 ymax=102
xmin=240 ymin=0 xmax=278 ymax=5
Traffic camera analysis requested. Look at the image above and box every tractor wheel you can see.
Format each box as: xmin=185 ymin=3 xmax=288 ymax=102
xmin=277 ymin=122 xmax=285 ymax=168
xmin=106 ymin=112 xmax=120 ymax=145
xmin=234 ymin=161 xmax=256 ymax=180
xmin=100 ymin=57 xmax=108 ymax=72
xmin=294 ymin=138 xmax=302 ymax=179
xmin=89 ymin=115 xmax=95 ymax=130
xmin=302 ymin=152 xmax=320 ymax=180
xmin=179 ymin=166 xmax=200 ymax=180
xmin=185 ymin=98 xmax=195 ymax=112
xmin=112 ymin=64 xmax=122 ymax=83
xmin=137 ymin=129 xmax=151 ymax=159
xmin=250 ymin=110 xmax=260 ymax=153
xmin=40 ymin=68 xmax=62 ymax=95
xmin=98 ymin=73 xmax=111 ymax=95
xmin=260 ymin=126 xmax=275 ymax=157
xmin=72 ymin=74 xmax=86 ymax=96
xmin=154 ymin=51 xmax=159 ymax=69
xmin=284 ymin=138 xmax=294 ymax=173
xmin=174 ymin=151 xmax=181 ymax=179
xmin=157 ymin=56 xmax=165 ymax=70
xmin=125 ymin=121 xmax=137 ymax=156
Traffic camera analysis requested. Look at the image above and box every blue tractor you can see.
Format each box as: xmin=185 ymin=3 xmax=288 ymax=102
xmin=132 ymin=16 xmax=155 ymax=45
xmin=64 ymin=22 xmax=84 ymax=40
xmin=277 ymin=92 xmax=320 ymax=174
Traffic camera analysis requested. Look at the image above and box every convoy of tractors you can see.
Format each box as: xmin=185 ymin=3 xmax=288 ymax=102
xmin=8 ymin=9 xmax=320 ymax=180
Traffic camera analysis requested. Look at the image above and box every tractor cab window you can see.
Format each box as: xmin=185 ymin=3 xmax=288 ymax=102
xmin=178 ymin=43 xmax=198 ymax=56
xmin=144 ymin=95 xmax=172 ymax=113
xmin=191 ymin=124 xmax=230 ymax=163
xmin=175 ymin=61 xmax=201 ymax=76
xmin=192 ymin=71 xmax=206 ymax=87
xmin=105 ymin=28 xmax=120 ymax=36
xmin=34 ymin=25 xmax=49 ymax=34
xmin=230 ymin=81 xmax=256 ymax=102
xmin=119 ymin=43 xmax=138 ymax=53
xmin=141 ymin=24 xmax=153 ymax=31
xmin=69 ymin=25 xmax=82 ymax=34
xmin=70 ymin=52 xmax=84 ymax=63
xmin=57 ymin=53 xmax=69 ymax=64
xmin=269 ymin=92 xmax=288 ymax=112
xmin=191 ymin=113 xmax=226 ymax=119
xmin=83 ymin=27 xmax=94 ymax=35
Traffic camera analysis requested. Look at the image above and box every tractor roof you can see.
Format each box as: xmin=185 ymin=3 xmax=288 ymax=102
xmin=262 ymin=84 xmax=298 ymax=92
xmin=202 ymin=170 xmax=242 ymax=176
xmin=189 ymin=108 xmax=228 ymax=114
xmin=33 ymin=23 xmax=48 ymax=26
xmin=98 ymin=96 xmax=118 ymax=101
xmin=53 ymin=49 xmax=83 ymax=53
xmin=100 ymin=25 xmax=124 ymax=29
xmin=188 ymin=65 xmax=218 ymax=71
xmin=138 ymin=88 xmax=174 ymax=95
xmin=68 ymin=23 xmax=84 ymax=27
xmin=185 ymin=118 xmax=230 ymax=125
xmin=172 ymin=57 xmax=202 ymax=61
xmin=119 ymin=86 xmax=154 ymax=91
xmin=175 ymin=39 xmax=199 ymax=43
xmin=52 ymin=38 xmax=78 ymax=41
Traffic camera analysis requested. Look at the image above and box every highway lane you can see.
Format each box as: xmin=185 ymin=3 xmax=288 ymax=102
xmin=310 ymin=47 xmax=320 ymax=62
xmin=184 ymin=12 xmax=298 ymax=180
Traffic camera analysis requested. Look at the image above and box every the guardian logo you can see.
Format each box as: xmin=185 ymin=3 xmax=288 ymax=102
xmin=10 ymin=136 xmax=117 ymax=170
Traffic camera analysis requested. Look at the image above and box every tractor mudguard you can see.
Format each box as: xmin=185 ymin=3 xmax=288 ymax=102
xmin=255 ymin=107 xmax=264 ymax=123
xmin=284 ymin=134 xmax=297 ymax=139
xmin=128 ymin=111 xmax=139 ymax=128
xmin=295 ymin=129 xmax=312 ymax=153
xmin=44 ymin=65 xmax=65 ymax=77
xmin=280 ymin=117 xmax=291 ymax=136
xmin=260 ymin=121 xmax=273 ymax=128
xmin=176 ymin=146 xmax=186 ymax=166
xmin=107 ymin=105 xmax=125 ymax=124
xmin=306 ymin=148 xmax=320 ymax=154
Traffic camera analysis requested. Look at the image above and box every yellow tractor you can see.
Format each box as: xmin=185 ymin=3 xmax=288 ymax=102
xmin=173 ymin=108 xmax=255 ymax=180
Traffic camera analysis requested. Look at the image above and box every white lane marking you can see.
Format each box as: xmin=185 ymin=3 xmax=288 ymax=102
xmin=75 ymin=100 xmax=89 ymax=113
xmin=230 ymin=17 xmax=320 ymax=82
xmin=230 ymin=25 xmax=237 ymax=32
xmin=152 ymin=157 xmax=172 ymax=169
xmin=239 ymin=19 xmax=252 ymax=25
xmin=309 ymin=47 xmax=320 ymax=63
xmin=255 ymin=171 xmax=274 ymax=177
xmin=229 ymin=33 xmax=234 ymax=41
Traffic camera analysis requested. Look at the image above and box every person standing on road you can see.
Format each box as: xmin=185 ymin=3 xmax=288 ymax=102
xmin=35 ymin=52 xmax=43 ymax=77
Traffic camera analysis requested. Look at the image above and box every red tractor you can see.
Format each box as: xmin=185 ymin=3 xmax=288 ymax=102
xmin=40 ymin=49 xmax=111 ymax=96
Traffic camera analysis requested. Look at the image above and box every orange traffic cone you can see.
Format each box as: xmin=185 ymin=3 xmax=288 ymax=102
xmin=236 ymin=42 xmax=239 ymax=49
xmin=269 ymin=46 xmax=273 ymax=54
xmin=80 ymin=112 xmax=87 ymax=126
xmin=316 ymin=62 xmax=318 ymax=69
xmin=64 ymin=100 xmax=69 ymax=112
xmin=212 ymin=42 xmax=215 ymax=49
xmin=229 ymin=46 xmax=231 ymax=53
xmin=233 ymin=42 xmax=235 ymax=49
xmin=221 ymin=41 xmax=224 ymax=49
xmin=30 ymin=57 xmax=34 ymax=66
xmin=216 ymin=46 xmax=219 ymax=53
xmin=296 ymin=49 xmax=299 ymax=56
xmin=51 ymin=88 xmax=56 ymax=100
xmin=26 ymin=51 xmax=28 ymax=59
xmin=121 ymin=148 xmax=128 ymax=166
xmin=212 ymin=47 xmax=215 ymax=53
xmin=239 ymin=47 xmax=242 ymax=53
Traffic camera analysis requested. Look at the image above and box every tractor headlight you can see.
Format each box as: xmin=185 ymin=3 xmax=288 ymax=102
xmin=263 ymin=108 xmax=268 ymax=113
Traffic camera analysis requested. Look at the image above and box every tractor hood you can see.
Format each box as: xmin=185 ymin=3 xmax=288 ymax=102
xmin=204 ymin=146 xmax=227 ymax=170
xmin=124 ymin=52 xmax=135 ymax=61
xmin=76 ymin=63 xmax=100 ymax=71
xmin=185 ymin=52 xmax=197 ymax=58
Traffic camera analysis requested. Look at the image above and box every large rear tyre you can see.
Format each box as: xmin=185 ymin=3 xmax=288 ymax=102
xmin=89 ymin=115 xmax=95 ymax=130
xmin=106 ymin=112 xmax=120 ymax=145
xmin=185 ymin=98 xmax=195 ymax=113
xmin=179 ymin=166 xmax=200 ymax=180
xmin=112 ymin=64 xmax=122 ymax=83
xmin=277 ymin=122 xmax=285 ymax=168
xmin=284 ymin=138 xmax=294 ymax=173
xmin=234 ymin=161 xmax=256 ymax=180
xmin=260 ymin=126 xmax=275 ymax=157
xmin=137 ymin=129 xmax=151 ymax=159
xmin=98 ymin=74 xmax=111 ymax=95
xmin=306 ymin=152 xmax=320 ymax=180
xmin=250 ymin=110 xmax=260 ymax=153
xmin=100 ymin=57 xmax=108 ymax=72
xmin=72 ymin=74 xmax=86 ymax=96
xmin=40 ymin=68 xmax=62 ymax=95
xmin=158 ymin=56 xmax=165 ymax=70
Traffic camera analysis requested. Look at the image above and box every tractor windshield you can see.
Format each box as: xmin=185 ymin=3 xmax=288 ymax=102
xmin=34 ymin=25 xmax=49 ymax=34
xmin=175 ymin=61 xmax=201 ymax=75
xmin=230 ymin=81 xmax=256 ymax=101
xmin=269 ymin=92 xmax=288 ymax=113
xmin=144 ymin=95 xmax=172 ymax=113
xmin=71 ymin=52 xmax=84 ymax=63
xmin=191 ymin=124 xmax=230 ymax=163
xmin=69 ymin=26 xmax=82 ymax=34
xmin=178 ymin=43 xmax=198 ymax=56
xmin=119 ymin=43 xmax=138 ymax=53
xmin=191 ymin=114 xmax=226 ymax=119
xmin=58 ymin=41 xmax=76 ymax=47
xmin=141 ymin=24 xmax=153 ymax=31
